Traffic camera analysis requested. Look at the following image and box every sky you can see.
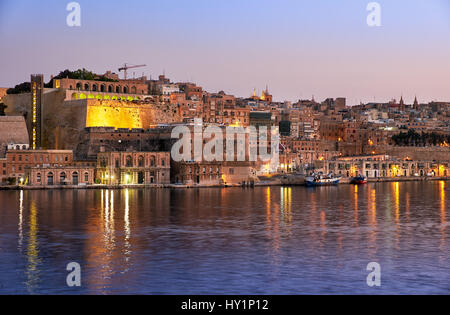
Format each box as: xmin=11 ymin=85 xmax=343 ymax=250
xmin=1 ymin=0 xmax=450 ymax=104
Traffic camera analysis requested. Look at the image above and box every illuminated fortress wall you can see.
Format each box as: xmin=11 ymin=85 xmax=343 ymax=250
xmin=85 ymin=100 xmax=181 ymax=129
xmin=86 ymin=101 xmax=146 ymax=129
xmin=4 ymin=90 xmax=181 ymax=151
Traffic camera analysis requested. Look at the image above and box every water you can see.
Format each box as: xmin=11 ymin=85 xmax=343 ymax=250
xmin=0 ymin=181 xmax=449 ymax=295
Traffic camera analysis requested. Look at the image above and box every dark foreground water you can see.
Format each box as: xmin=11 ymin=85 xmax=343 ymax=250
xmin=0 ymin=181 xmax=449 ymax=294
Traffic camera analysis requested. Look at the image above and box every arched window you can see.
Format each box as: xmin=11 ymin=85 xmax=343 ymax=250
xmin=116 ymin=86 xmax=121 ymax=93
xmin=37 ymin=173 xmax=41 ymax=183
xmin=79 ymin=93 xmax=87 ymax=99
xmin=73 ymin=172 xmax=79 ymax=185
xmin=60 ymin=172 xmax=66 ymax=184
xmin=123 ymin=86 xmax=129 ymax=94
xmin=108 ymin=85 xmax=113 ymax=93
xmin=150 ymin=156 xmax=156 ymax=167
xmin=84 ymin=172 xmax=89 ymax=182
xmin=138 ymin=156 xmax=144 ymax=167
xmin=96 ymin=94 xmax=103 ymax=100
xmin=47 ymin=172 xmax=54 ymax=185
xmin=100 ymin=84 xmax=106 ymax=92
xmin=22 ymin=145 xmax=27 ymax=150
xmin=16 ymin=145 xmax=20 ymax=150
xmin=84 ymin=83 xmax=90 ymax=91
xmin=76 ymin=83 xmax=82 ymax=90
xmin=161 ymin=159 xmax=165 ymax=167
xmin=131 ymin=86 xmax=137 ymax=94
xmin=71 ymin=93 xmax=79 ymax=100
xmin=92 ymin=84 xmax=98 ymax=92
xmin=126 ymin=156 xmax=133 ymax=167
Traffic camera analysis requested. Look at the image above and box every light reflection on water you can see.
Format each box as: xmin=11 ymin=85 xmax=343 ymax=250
xmin=0 ymin=181 xmax=449 ymax=294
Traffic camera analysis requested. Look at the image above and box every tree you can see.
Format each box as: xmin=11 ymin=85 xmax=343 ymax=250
xmin=7 ymin=82 xmax=31 ymax=94
xmin=45 ymin=68 xmax=118 ymax=87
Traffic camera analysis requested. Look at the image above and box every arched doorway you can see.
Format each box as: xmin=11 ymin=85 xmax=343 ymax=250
xmin=60 ymin=172 xmax=66 ymax=185
xmin=138 ymin=172 xmax=144 ymax=184
xmin=73 ymin=172 xmax=79 ymax=185
xmin=47 ymin=172 xmax=54 ymax=185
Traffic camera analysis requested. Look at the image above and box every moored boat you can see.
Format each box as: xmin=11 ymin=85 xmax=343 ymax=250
xmin=351 ymin=175 xmax=368 ymax=185
xmin=305 ymin=173 xmax=341 ymax=187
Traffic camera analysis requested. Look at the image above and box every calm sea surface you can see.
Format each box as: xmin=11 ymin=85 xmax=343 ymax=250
xmin=0 ymin=181 xmax=449 ymax=295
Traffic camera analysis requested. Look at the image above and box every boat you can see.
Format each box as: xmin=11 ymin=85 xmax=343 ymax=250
xmin=305 ymin=173 xmax=341 ymax=187
xmin=351 ymin=175 xmax=368 ymax=185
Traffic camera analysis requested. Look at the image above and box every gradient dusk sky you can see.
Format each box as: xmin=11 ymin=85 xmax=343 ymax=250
xmin=1 ymin=0 xmax=450 ymax=104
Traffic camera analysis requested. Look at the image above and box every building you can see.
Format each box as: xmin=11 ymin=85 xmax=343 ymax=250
xmin=97 ymin=151 xmax=171 ymax=185
xmin=171 ymin=161 xmax=255 ymax=186
xmin=328 ymin=154 xmax=449 ymax=178
xmin=0 ymin=116 xmax=30 ymax=157
xmin=30 ymin=74 xmax=44 ymax=149
xmin=2 ymin=149 xmax=73 ymax=184
xmin=3 ymin=72 xmax=182 ymax=152
xmin=0 ymin=87 xmax=8 ymax=100
xmin=26 ymin=165 xmax=95 ymax=186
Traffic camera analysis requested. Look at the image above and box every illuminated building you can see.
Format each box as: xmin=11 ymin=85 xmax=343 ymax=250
xmin=97 ymin=152 xmax=171 ymax=185
xmin=30 ymin=74 xmax=44 ymax=149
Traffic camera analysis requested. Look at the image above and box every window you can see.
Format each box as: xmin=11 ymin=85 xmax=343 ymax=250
xmin=84 ymin=172 xmax=89 ymax=182
xmin=60 ymin=172 xmax=66 ymax=183
xmin=37 ymin=173 xmax=41 ymax=183
xmin=126 ymin=156 xmax=133 ymax=167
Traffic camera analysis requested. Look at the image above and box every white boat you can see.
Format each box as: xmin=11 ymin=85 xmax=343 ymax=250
xmin=305 ymin=173 xmax=341 ymax=187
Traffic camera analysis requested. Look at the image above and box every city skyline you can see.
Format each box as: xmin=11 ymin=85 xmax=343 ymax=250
xmin=1 ymin=0 xmax=450 ymax=104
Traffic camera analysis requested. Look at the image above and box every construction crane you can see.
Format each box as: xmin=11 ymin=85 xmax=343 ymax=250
xmin=118 ymin=63 xmax=146 ymax=80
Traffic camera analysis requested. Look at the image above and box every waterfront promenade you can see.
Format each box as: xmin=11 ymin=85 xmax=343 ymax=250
xmin=1 ymin=175 xmax=448 ymax=190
